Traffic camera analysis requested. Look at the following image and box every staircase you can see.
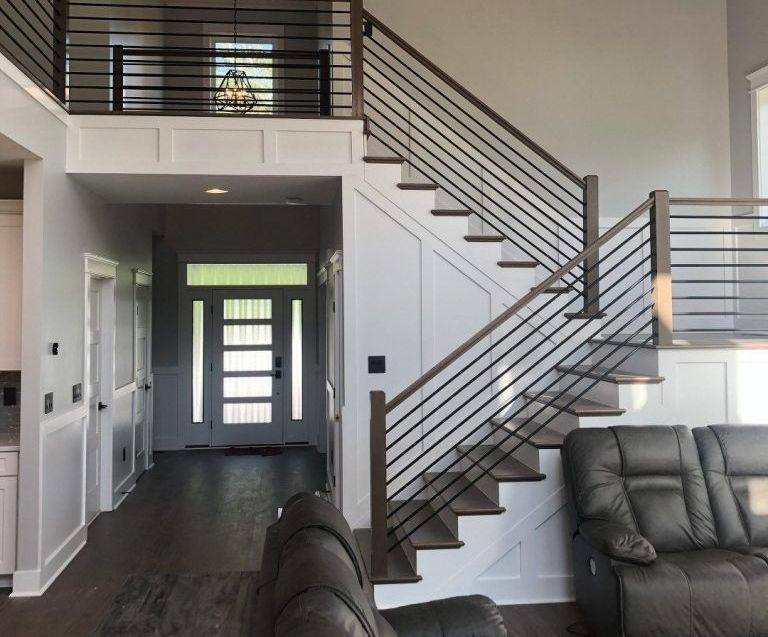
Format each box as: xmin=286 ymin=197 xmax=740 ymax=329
xmin=354 ymin=9 xmax=768 ymax=606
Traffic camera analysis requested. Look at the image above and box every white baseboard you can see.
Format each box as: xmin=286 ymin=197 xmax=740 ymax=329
xmin=11 ymin=525 xmax=87 ymax=597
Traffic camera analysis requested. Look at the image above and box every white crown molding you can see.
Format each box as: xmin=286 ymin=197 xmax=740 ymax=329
xmin=84 ymin=253 xmax=118 ymax=279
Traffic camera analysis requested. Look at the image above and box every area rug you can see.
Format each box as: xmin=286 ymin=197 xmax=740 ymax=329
xmin=224 ymin=446 xmax=282 ymax=456
xmin=94 ymin=572 xmax=259 ymax=636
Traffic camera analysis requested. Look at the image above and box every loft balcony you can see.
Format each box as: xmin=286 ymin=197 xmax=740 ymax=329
xmin=0 ymin=0 xmax=363 ymax=118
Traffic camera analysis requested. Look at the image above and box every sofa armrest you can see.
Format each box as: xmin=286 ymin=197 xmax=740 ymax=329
xmin=578 ymin=519 xmax=656 ymax=565
xmin=380 ymin=595 xmax=506 ymax=637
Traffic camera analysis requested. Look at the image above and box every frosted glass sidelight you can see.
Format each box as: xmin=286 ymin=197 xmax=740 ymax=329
xmin=291 ymin=299 xmax=303 ymax=421
xmin=224 ymin=324 xmax=272 ymax=346
xmin=192 ymin=300 xmax=205 ymax=423
xmin=223 ymin=402 xmax=272 ymax=424
xmin=223 ymin=377 xmax=272 ymax=398
xmin=223 ymin=350 xmax=272 ymax=372
xmin=187 ymin=263 xmax=308 ymax=286
xmin=224 ymin=298 xmax=272 ymax=320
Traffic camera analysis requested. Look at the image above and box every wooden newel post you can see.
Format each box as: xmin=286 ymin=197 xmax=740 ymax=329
xmin=350 ymin=0 xmax=364 ymax=119
xmin=369 ymin=390 xmax=388 ymax=579
xmin=649 ymin=190 xmax=673 ymax=346
xmin=112 ymin=46 xmax=124 ymax=112
xmin=583 ymin=175 xmax=600 ymax=314
xmin=52 ymin=0 xmax=69 ymax=103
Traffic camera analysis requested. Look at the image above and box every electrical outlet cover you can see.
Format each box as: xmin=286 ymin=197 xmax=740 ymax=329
xmin=44 ymin=392 xmax=54 ymax=414
xmin=72 ymin=383 xmax=82 ymax=403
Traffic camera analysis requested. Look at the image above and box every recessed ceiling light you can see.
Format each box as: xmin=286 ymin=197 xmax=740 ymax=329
xmin=206 ymin=187 xmax=229 ymax=195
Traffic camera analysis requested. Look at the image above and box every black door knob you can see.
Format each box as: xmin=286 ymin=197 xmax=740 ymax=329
xmin=144 ymin=384 xmax=152 ymax=391
xmin=98 ymin=402 xmax=108 ymax=411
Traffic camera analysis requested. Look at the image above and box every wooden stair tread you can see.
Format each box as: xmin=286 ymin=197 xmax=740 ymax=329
xmin=424 ymin=472 xmax=505 ymax=515
xmin=389 ymin=500 xmax=463 ymax=550
xmin=431 ymin=209 xmax=472 ymax=217
xmin=354 ymin=528 xmax=421 ymax=584
xmin=556 ymin=365 xmax=664 ymax=384
xmin=498 ymin=260 xmax=538 ymax=268
xmin=535 ymin=286 xmax=574 ymax=294
xmin=524 ymin=391 xmax=625 ymax=416
xmin=398 ymin=182 xmax=439 ymax=191
xmin=459 ymin=445 xmax=545 ymax=482
xmin=588 ymin=337 xmax=657 ymax=350
xmin=564 ymin=311 xmax=607 ymax=319
xmin=364 ymin=156 xmax=405 ymax=164
xmin=465 ymin=235 xmax=505 ymax=242
xmin=491 ymin=417 xmax=564 ymax=449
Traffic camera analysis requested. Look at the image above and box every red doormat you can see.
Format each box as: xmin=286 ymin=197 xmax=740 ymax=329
xmin=224 ymin=446 xmax=283 ymax=457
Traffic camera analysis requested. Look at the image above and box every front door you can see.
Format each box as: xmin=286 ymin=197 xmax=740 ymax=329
xmin=86 ymin=279 xmax=102 ymax=523
xmin=211 ymin=289 xmax=285 ymax=446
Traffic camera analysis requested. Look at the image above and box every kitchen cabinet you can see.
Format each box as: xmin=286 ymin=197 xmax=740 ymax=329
xmin=0 ymin=451 xmax=17 ymax=576
xmin=0 ymin=200 xmax=22 ymax=370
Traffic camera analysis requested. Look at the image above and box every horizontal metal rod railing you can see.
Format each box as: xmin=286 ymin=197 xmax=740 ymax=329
xmin=384 ymin=197 xmax=654 ymax=413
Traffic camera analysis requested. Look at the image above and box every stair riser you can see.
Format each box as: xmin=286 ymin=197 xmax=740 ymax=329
xmin=364 ymin=161 xmax=403 ymax=185
xmin=558 ymin=372 xmax=665 ymax=413
xmin=492 ymin=429 xmax=542 ymax=472
xmin=421 ymin=487 xmax=460 ymax=537
xmin=557 ymin=375 xmax=621 ymax=410
xmin=460 ymin=462 xmax=502 ymax=503
xmin=589 ymin=342 xmax=660 ymax=375
xmin=525 ymin=403 xmax=579 ymax=434
xmin=365 ymin=166 xmax=437 ymax=211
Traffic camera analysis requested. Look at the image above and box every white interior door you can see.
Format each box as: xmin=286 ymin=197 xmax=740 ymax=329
xmin=211 ymin=289 xmax=285 ymax=446
xmin=86 ymin=279 xmax=103 ymax=524
xmin=134 ymin=285 xmax=151 ymax=468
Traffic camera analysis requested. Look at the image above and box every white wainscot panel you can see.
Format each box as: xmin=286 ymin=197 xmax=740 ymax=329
xmin=42 ymin=415 xmax=85 ymax=564
xmin=112 ymin=388 xmax=135 ymax=493
xmin=674 ymin=361 xmax=727 ymax=424
xmin=79 ymin=127 xmax=160 ymax=163
xmin=276 ymin=130 xmax=352 ymax=164
xmin=172 ymin=129 xmax=265 ymax=165
xmin=731 ymin=360 xmax=768 ymax=423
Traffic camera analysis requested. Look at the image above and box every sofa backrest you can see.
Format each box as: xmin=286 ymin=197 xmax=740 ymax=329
xmin=694 ymin=425 xmax=768 ymax=548
xmin=257 ymin=493 xmax=397 ymax=637
xmin=562 ymin=425 xmax=718 ymax=553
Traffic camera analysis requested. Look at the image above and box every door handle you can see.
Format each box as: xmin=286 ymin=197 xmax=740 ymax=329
xmin=144 ymin=384 xmax=152 ymax=391
xmin=98 ymin=402 xmax=108 ymax=411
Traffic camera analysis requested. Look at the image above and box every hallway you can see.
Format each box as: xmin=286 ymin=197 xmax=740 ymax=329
xmin=0 ymin=448 xmax=326 ymax=636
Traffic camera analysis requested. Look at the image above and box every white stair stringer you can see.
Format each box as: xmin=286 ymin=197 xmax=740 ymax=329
xmin=374 ymin=448 xmax=573 ymax=608
xmin=363 ymin=161 xmax=539 ymax=298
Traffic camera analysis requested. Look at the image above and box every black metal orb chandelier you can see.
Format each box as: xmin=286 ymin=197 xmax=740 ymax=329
xmin=214 ymin=0 xmax=259 ymax=113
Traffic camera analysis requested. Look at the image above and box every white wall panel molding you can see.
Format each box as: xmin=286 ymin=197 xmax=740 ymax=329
xmin=67 ymin=116 xmax=365 ymax=177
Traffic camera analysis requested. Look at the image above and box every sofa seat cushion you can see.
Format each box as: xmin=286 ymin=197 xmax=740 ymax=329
xmin=613 ymin=549 xmax=768 ymax=637
xmin=381 ymin=595 xmax=507 ymax=637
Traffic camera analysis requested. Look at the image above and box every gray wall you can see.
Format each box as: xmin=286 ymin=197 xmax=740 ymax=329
xmin=152 ymin=203 xmax=340 ymax=369
xmin=727 ymin=0 xmax=768 ymax=197
xmin=365 ymin=0 xmax=732 ymax=213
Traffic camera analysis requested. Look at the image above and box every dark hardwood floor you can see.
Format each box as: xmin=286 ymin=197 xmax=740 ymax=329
xmin=0 ymin=448 xmax=327 ymax=636
xmin=0 ymin=447 xmax=583 ymax=636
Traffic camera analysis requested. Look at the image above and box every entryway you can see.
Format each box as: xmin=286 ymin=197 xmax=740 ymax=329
xmin=180 ymin=261 xmax=316 ymax=448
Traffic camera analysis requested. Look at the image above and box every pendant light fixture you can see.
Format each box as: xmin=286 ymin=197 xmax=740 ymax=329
xmin=214 ymin=0 xmax=258 ymax=113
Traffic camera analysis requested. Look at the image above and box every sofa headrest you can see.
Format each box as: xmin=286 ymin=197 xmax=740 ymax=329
xmin=278 ymin=494 xmax=368 ymax=591
xmin=695 ymin=425 xmax=768 ymax=548
xmin=562 ymin=425 xmax=718 ymax=553
xmin=273 ymin=544 xmax=382 ymax=637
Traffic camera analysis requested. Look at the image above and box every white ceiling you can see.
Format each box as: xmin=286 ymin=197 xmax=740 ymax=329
xmin=71 ymin=173 xmax=341 ymax=206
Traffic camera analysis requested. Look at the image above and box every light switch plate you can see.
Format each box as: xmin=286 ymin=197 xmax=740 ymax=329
xmin=44 ymin=392 xmax=53 ymax=414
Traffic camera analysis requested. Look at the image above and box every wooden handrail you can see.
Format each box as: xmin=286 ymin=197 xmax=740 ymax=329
xmin=670 ymin=198 xmax=768 ymax=206
xmin=362 ymin=9 xmax=585 ymax=188
xmin=385 ymin=197 xmax=656 ymax=412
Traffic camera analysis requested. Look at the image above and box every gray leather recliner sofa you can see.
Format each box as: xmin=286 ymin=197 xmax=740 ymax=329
xmin=562 ymin=424 xmax=768 ymax=637
xmin=254 ymin=492 xmax=508 ymax=636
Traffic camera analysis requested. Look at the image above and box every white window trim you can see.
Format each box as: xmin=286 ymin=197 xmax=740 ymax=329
xmin=748 ymin=63 xmax=768 ymax=226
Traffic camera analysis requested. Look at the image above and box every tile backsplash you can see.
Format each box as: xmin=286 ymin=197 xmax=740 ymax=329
xmin=0 ymin=371 xmax=20 ymax=432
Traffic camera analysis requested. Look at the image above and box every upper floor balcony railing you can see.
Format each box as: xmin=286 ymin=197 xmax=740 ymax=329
xmin=0 ymin=0 xmax=363 ymax=117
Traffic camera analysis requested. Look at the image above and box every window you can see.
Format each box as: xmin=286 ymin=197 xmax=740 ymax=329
xmin=214 ymin=42 xmax=275 ymax=113
xmin=192 ymin=300 xmax=205 ymax=423
xmin=291 ymin=299 xmax=303 ymax=421
xmin=186 ymin=263 xmax=308 ymax=287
